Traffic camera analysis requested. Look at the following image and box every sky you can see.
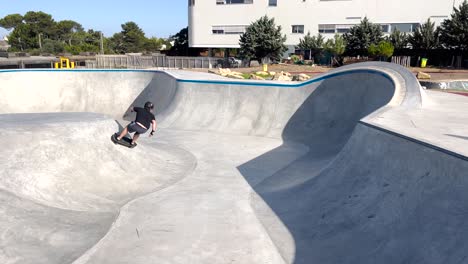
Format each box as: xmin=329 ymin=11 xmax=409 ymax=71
xmin=0 ymin=0 xmax=188 ymax=39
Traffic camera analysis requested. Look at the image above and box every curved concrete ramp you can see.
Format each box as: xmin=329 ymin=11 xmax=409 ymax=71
xmin=0 ymin=62 xmax=467 ymax=264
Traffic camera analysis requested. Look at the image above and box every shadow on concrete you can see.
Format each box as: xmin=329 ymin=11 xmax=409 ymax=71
xmin=445 ymin=134 xmax=468 ymax=141
xmin=122 ymin=72 xmax=178 ymax=122
xmin=237 ymin=73 xmax=394 ymax=263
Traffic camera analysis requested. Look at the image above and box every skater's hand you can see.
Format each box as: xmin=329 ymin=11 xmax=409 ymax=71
xmin=149 ymin=130 xmax=155 ymax=137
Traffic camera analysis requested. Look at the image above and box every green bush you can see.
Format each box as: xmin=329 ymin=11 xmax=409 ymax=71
xmin=295 ymin=60 xmax=305 ymax=65
xmin=29 ymin=49 xmax=41 ymax=56
xmin=378 ymin=41 xmax=394 ymax=59
xmin=64 ymin=45 xmax=82 ymax=55
xmin=290 ymin=54 xmax=300 ymax=63
xmin=368 ymin=44 xmax=379 ymax=57
xmin=368 ymin=41 xmax=394 ymax=60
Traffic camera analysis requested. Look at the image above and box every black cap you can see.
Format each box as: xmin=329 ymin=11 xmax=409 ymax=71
xmin=144 ymin=101 xmax=154 ymax=110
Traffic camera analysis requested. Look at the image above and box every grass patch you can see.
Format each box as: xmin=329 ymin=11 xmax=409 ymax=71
xmin=241 ymin=73 xmax=251 ymax=79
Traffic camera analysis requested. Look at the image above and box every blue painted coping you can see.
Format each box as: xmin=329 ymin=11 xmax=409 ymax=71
xmin=0 ymin=68 xmax=395 ymax=89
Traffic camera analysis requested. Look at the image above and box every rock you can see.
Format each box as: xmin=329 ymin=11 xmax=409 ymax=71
xmin=208 ymin=69 xmax=219 ymax=74
xmin=417 ymin=72 xmax=431 ymax=79
xmin=219 ymin=68 xmax=232 ymax=76
xmin=292 ymin=73 xmax=311 ymax=82
xmin=269 ymin=71 xmax=276 ymax=76
xmin=224 ymin=70 xmax=244 ymax=79
xmin=230 ymin=71 xmax=243 ymax=76
xmin=228 ymin=73 xmax=245 ymax=79
xmin=249 ymin=74 xmax=265 ymax=80
xmin=273 ymin=71 xmax=293 ymax=81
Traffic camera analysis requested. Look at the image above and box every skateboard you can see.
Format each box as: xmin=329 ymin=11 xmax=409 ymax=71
xmin=111 ymin=134 xmax=137 ymax=148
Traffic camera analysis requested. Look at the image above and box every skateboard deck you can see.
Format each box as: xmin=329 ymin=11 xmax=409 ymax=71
xmin=111 ymin=134 xmax=137 ymax=148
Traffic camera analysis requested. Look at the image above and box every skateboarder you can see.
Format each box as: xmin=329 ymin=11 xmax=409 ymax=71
xmin=113 ymin=101 xmax=157 ymax=147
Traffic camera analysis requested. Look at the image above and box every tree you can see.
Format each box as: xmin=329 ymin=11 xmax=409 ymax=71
xmin=63 ymin=29 xmax=105 ymax=54
xmin=368 ymin=41 xmax=394 ymax=60
xmin=439 ymin=0 xmax=468 ymax=50
xmin=23 ymin=11 xmax=55 ymax=37
xmin=169 ymin=27 xmax=189 ymax=55
xmin=108 ymin=22 xmax=147 ymax=54
xmin=0 ymin=11 xmax=56 ymax=51
xmin=56 ymin=20 xmax=84 ymax=45
xmin=239 ymin=15 xmax=287 ymax=63
xmin=408 ymin=18 xmax=439 ymax=50
xmin=8 ymin=23 xmax=37 ymax=51
xmin=324 ymin=34 xmax=346 ymax=66
xmin=324 ymin=34 xmax=346 ymax=56
xmin=143 ymin=37 xmax=171 ymax=53
xmin=42 ymin=38 xmax=65 ymax=54
xmin=109 ymin=32 xmax=125 ymax=54
xmin=121 ymin=21 xmax=146 ymax=53
xmin=0 ymin=14 xmax=23 ymax=30
xmin=0 ymin=11 xmax=107 ymax=54
xmin=388 ymin=29 xmax=409 ymax=49
xmin=379 ymin=41 xmax=394 ymax=59
xmin=344 ymin=17 xmax=383 ymax=53
xmin=297 ymin=32 xmax=324 ymax=60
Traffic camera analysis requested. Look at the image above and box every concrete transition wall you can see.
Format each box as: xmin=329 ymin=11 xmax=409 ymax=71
xmin=0 ymin=62 xmax=466 ymax=264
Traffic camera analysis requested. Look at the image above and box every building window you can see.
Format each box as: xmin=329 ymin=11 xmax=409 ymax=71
xmin=390 ymin=23 xmax=419 ymax=33
xmin=212 ymin=25 xmax=247 ymax=34
xmin=292 ymin=25 xmax=304 ymax=34
xmin=269 ymin=0 xmax=277 ymax=6
xmin=189 ymin=0 xmax=195 ymax=6
xmin=317 ymin=23 xmax=419 ymax=34
xmin=216 ymin=0 xmax=253 ymax=4
xmin=318 ymin=24 xmax=336 ymax=34
xmin=380 ymin=24 xmax=390 ymax=33
xmin=336 ymin=24 xmax=352 ymax=33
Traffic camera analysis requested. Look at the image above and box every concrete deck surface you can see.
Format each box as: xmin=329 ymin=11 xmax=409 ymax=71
xmin=0 ymin=62 xmax=467 ymax=264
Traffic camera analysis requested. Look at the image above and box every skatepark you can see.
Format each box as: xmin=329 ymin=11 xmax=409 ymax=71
xmin=0 ymin=62 xmax=467 ymax=263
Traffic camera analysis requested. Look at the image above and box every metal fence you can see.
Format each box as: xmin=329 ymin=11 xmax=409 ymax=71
xmin=85 ymin=54 xmax=233 ymax=69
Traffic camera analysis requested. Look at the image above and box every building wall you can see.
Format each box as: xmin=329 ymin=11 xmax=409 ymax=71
xmin=189 ymin=0 xmax=463 ymax=49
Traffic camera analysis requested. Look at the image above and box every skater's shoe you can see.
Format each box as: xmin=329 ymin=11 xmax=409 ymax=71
xmin=111 ymin=133 xmax=119 ymax=144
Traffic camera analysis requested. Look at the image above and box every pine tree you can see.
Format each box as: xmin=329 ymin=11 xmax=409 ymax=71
xmin=297 ymin=32 xmax=324 ymax=60
xmin=388 ymin=29 xmax=409 ymax=49
xmin=323 ymin=34 xmax=346 ymax=57
xmin=439 ymin=0 xmax=468 ymax=50
xmin=409 ymin=19 xmax=438 ymax=50
xmin=324 ymin=34 xmax=346 ymax=66
xmin=239 ymin=16 xmax=287 ymax=63
xmin=344 ymin=17 xmax=383 ymax=53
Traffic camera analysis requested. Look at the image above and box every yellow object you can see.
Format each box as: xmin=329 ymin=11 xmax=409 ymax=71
xmin=421 ymin=58 xmax=428 ymax=68
xmin=55 ymin=57 xmax=75 ymax=69
xmin=262 ymin=63 xmax=268 ymax=72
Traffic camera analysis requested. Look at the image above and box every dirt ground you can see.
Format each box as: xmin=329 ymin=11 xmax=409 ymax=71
xmin=185 ymin=64 xmax=468 ymax=81
xmin=409 ymin=67 xmax=468 ymax=81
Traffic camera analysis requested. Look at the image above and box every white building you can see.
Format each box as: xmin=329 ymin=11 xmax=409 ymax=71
xmin=188 ymin=0 xmax=464 ymax=54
